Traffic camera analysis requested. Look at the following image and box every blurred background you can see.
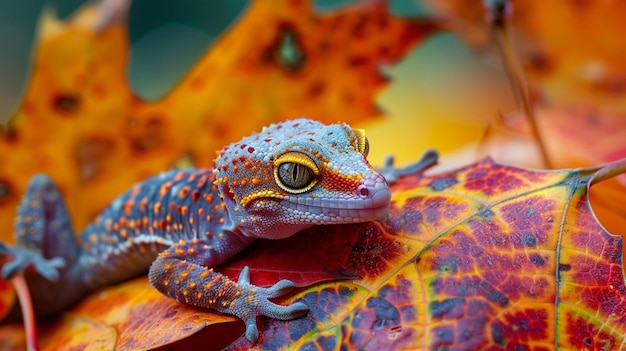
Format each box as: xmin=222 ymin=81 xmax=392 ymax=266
xmin=0 ymin=0 xmax=515 ymax=160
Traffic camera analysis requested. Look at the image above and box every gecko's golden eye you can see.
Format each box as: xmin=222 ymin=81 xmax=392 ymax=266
xmin=274 ymin=152 xmax=319 ymax=193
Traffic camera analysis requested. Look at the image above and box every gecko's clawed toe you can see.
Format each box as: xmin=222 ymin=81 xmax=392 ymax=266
xmin=0 ymin=247 xmax=65 ymax=281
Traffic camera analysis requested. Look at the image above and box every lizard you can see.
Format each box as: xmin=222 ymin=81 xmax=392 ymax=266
xmin=0 ymin=118 xmax=437 ymax=343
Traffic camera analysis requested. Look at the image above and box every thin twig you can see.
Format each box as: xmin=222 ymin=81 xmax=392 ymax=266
xmin=484 ymin=0 xmax=552 ymax=168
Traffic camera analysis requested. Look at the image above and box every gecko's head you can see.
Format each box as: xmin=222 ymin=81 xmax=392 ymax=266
xmin=213 ymin=118 xmax=391 ymax=239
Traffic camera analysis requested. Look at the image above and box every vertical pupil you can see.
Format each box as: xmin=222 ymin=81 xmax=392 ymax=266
xmin=291 ymin=164 xmax=298 ymax=182
xmin=278 ymin=162 xmax=313 ymax=189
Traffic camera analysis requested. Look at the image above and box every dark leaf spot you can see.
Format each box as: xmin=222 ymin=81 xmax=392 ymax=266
xmin=558 ymin=263 xmax=572 ymax=272
xmin=130 ymin=116 xmax=165 ymax=152
xmin=529 ymin=254 xmax=545 ymax=266
xmin=432 ymin=326 xmax=454 ymax=344
xmin=521 ymin=232 xmax=537 ymax=247
xmin=271 ymin=24 xmax=306 ymax=72
xmin=479 ymin=209 xmax=495 ymax=219
xmin=52 ymin=94 xmax=80 ymax=115
xmin=0 ymin=180 xmax=12 ymax=202
xmin=79 ymin=137 xmax=115 ymax=181
xmin=430 ymin=298 xmax=465 ymax=320
xmin=491 ymin=323 xmax=506 ymax=345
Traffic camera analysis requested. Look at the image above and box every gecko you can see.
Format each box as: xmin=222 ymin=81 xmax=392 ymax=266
xmin=0 ymin=118 xmax=437 ymax=343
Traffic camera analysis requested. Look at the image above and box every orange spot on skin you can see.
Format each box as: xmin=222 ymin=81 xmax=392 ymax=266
xmin=179 ymin=186 xmax=190 ymax=198
xmin=123 ymin=201 xmax=133 ymax=215
xmin=205 ymin=194 xmax=214 ymax=203
xmin=153 ymin=203 xmax=162 ymax=215
xmin=252 ymin=177 xmax=261 ymax=186
xmin=160 ymin=183 xmax=171 ymax=197
xmin=181 ymin=206 xmax=188 ymax=216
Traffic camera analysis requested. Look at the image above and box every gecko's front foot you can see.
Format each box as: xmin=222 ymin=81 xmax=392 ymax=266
xmin=0 ymin=243 xmax=66 ymax=281
xmin=378 ymin=149 xmax=439 ymax=183
xmin=230 ymin=266 xmax=309 ymax=342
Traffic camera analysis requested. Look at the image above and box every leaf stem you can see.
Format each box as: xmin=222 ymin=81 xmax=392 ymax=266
xmin=12 ymin=273 xmax=39 ymax=351
xmin=484 ymin=0 xmax=552 ymax=168
xmin=590 ymin=158 xmax=626 ymax=185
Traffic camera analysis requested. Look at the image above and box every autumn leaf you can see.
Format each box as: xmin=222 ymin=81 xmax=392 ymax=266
xmin=233 ymin=158 xmax=626 ymax=350
xmin=3 ymin=158 xmax=625 ymax=350
xmin=0 ymin=0 xmax=439 ymax=239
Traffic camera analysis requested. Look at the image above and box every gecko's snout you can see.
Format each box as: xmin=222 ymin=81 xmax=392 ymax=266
xmin=354 ymin=174 xmax=391 ymax=220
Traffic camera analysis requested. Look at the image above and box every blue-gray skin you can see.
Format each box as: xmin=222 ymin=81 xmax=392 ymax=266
xmin=0 ymin=118 xmax=437 ymax=342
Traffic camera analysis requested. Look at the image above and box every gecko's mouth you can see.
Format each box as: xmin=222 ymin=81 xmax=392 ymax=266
xmin=280 ymin=184 xmax=392 ymax=223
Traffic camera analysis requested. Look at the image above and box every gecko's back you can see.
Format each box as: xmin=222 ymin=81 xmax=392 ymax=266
xmin=76 ymin=168 xmax=228 ymax=290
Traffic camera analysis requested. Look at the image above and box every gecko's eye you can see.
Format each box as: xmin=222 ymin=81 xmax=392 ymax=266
xmin=274 ymin=152 xmax=319 ymax=193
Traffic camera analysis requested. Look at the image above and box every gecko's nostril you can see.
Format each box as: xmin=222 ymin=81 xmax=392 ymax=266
xmin=357 ymin=185 xmax=369 ymax=198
